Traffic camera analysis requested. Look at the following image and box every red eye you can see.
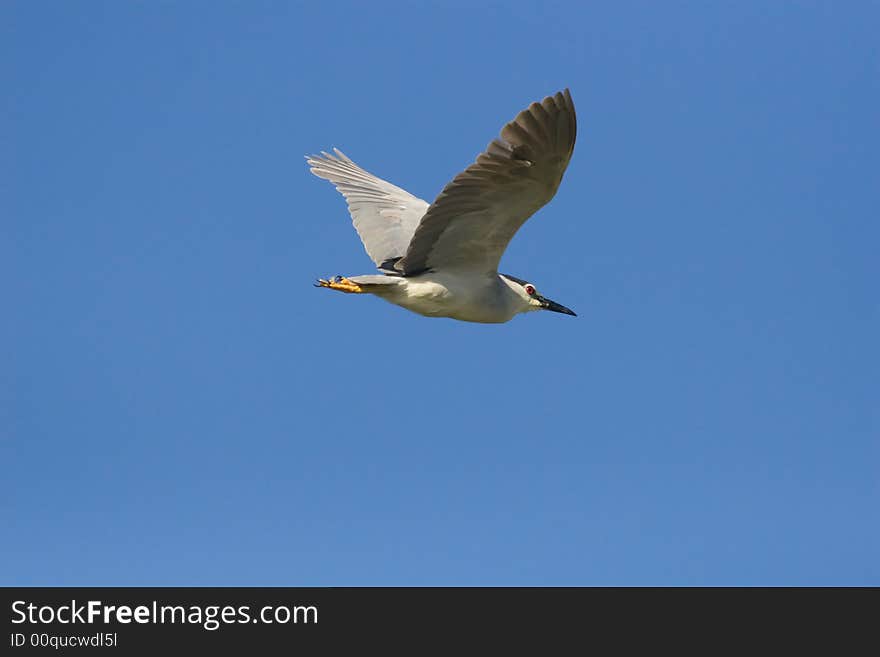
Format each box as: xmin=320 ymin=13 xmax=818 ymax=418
xmin=525 ymin=285 xmax=535 ymax=296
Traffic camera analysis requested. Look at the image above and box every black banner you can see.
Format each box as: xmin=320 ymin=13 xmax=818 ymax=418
xmin=2 ymin=588 xmax=874 ymax=652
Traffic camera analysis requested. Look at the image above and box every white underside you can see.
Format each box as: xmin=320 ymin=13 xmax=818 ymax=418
xmin=369 ymin=271 xmax=533 ymax=324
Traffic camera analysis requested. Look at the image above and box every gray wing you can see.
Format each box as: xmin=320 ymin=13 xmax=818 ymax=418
xmin=394 ymin=89 xmax=576 ymax=276
xmin=306 ymin=149 xmax=430 ymax=268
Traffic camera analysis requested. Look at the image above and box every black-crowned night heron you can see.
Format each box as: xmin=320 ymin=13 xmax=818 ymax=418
xmin=308 ymin=88 xmax=577 ymax=323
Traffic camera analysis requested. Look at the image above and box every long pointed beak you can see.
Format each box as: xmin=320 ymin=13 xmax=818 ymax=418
xmin=539 ymin=296 xmax=577 ymax=317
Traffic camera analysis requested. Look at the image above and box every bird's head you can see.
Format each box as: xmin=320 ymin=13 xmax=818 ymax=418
xmin=501 ymin=274 xmax=576 ymax=317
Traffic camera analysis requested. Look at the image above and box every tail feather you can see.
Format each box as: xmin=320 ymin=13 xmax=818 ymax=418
xmin=346 ymin=275 xmax=403 ymax=287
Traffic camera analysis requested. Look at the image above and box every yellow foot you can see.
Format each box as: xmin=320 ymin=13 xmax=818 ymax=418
xmin=314 ymin=276 xmax=364 ymax=294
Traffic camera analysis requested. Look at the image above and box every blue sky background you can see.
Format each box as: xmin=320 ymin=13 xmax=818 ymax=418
xmin=4 ymin=2 xmax=878 ymax=585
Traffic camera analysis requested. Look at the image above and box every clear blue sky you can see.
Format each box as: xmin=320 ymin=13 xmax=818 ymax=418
xmin=4 ymin=2 xmax=878 ymax=585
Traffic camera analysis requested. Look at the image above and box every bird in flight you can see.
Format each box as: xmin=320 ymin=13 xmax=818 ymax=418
xmin=308 ymin=88 xmax=577 ymax=324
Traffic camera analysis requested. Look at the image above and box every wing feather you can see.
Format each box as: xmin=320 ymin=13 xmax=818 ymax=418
xmin=395 ymin=89 xmax=576 ymax=275
xmin=306 ymin=149 xmax=429 ymax=268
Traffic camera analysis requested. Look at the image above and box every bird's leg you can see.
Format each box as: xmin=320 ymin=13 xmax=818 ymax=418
xmin=314 ymin=275 xmax=364 ymax=293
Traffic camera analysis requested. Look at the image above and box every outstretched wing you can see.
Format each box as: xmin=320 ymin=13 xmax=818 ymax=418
xmin=306 ymin=149 xmax=430 ymax=268
xmin=394 ymin=89 xmax=576 ymax=276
